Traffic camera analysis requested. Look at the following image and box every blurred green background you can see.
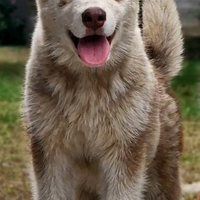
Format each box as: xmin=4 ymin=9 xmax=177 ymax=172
xmin=0 ymin=0 xmax=200 ymax=200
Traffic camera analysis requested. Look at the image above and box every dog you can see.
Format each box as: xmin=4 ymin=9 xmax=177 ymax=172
xmin=22 ymin=0 xmax=184 ymax=199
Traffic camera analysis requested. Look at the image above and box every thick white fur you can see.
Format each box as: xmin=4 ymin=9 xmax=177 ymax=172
xmin=22 ymin=0 xmax=184 ymax=199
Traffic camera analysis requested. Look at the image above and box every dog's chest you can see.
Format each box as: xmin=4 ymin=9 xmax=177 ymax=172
xmin=61 ymin=97 xmax=120 ymax=155
xmin=55 ymin=88 xmax=151 ymax=157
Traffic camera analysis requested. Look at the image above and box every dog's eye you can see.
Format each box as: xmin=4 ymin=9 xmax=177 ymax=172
xmin=58 ymin=0 xmax=72 ymax=7
xmin=58 ymin=0 xmax=67 ymax=7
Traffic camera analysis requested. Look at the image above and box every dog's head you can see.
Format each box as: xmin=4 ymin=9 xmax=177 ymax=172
xmin=36 ymin=0 xmax=140 ymax=69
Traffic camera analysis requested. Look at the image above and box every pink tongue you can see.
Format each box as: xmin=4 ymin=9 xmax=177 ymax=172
xmin=78 ymin=35 xmax=110 ymax=66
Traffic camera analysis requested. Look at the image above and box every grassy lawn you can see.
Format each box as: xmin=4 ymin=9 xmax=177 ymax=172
xmin=0 ymin=47 xmax=199 ymax=200
xmin=0 ymin=47 xmax=30 ymax=200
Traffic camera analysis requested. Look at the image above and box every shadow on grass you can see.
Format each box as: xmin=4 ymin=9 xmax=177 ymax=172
xmin=0 ymin=61 xmax=25 ymax=78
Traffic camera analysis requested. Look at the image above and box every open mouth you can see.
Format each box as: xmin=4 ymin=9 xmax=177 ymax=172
xmin=69 ymin=31 xmax=115 ymax=67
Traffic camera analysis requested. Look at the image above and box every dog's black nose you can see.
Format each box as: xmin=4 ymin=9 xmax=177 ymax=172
xmin=82 ymin=7 xmax=106 ymax=30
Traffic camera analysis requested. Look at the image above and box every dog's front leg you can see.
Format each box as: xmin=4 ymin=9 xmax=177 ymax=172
xmin=100 ymin=143 xmax=146 ymax=200
xmin=30 ymin=135 xmax=71 ymax=200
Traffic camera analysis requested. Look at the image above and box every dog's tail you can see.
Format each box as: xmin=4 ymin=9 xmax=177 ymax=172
xmin=142 ymin=0 xmax=184 ymax=81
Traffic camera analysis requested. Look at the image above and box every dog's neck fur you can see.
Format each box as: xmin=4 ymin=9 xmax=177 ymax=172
xmin=31 ymin=38 xmax=154 ymax=96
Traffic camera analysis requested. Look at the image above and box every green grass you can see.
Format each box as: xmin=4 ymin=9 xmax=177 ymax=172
xmin=0 ymin=47 xmax=199 ymax=200
xmin=0 ymin=62 xmax=24 ymax=102
xmin=0 ymin=47 xmax=30 ymax=200
xmin=172 ymin=60 xmax=200 ymax=118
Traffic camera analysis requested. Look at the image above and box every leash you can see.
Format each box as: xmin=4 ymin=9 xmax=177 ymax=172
xmin=138 ymin=0 xmax=143 ymax=34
